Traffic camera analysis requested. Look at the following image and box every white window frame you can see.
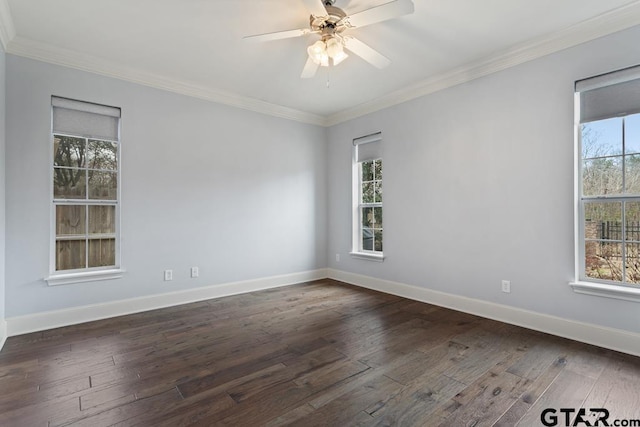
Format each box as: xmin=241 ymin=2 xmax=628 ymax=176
xmin=351 ymin=132 xmax=384 ymax=262
xmin=571 ymin=65 xmax=640 ymax=302
xmin=46 ymin=97 xmax=124 ymax=286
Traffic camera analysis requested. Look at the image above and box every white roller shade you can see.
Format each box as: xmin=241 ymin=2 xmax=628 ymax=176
xmin=52 ymin=96 xmax=121 ymax=140
xmin=354 ymin=132 xmax=382 ymax=163
xmin=576 ymin=65 xmax=640 ymax=123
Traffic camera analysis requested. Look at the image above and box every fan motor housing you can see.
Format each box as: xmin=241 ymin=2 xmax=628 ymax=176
xmin=310 ymin=4 xmax=348 ymax=34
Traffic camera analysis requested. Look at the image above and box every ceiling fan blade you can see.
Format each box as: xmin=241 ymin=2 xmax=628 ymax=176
xmin=301 ymin=57 xmax=319 ymax=79
xmin=301 ymin=0 xmax=328 ymax=17
xmin=347 ymin=0 xmax=414 ymax=28
xmin=244 ymin=28 xmax=310 ymax=42
xmin=344 ymin=37 xmax=391 ymax=69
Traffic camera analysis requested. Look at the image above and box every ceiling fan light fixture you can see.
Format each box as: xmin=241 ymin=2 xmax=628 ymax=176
xmin=325 ymin=36 xmax=348 ymax=66
xmin=307 ymin=36 xmax=347 ymax=67
xmin=307 ymin=40 xmax=328 ymax=65
xmin=325 ymin=37 xmax=342 ymax=57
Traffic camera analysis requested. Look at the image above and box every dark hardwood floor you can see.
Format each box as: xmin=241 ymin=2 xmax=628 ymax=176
xmin=1 ymin=279 xmax=639 ymax=426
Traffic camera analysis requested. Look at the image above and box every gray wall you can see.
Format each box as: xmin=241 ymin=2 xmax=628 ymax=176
xmin=5 ymin=24 xmax=640 ymax=335
xmin=5 ymin=55 xmax=327 ymax=317
xmin=327 ymin=25 xmax=640 ymax=333
xmin=0 ymin=45 xmax=5 ymax=324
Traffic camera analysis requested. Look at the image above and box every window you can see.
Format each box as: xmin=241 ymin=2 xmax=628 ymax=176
xmin=352 ymin=132 xmax=383 ymax=260
xmin=576 ymin=66 xmax=640 ymax=288
xmin=48 ymin=97 xmax=122 ymax=284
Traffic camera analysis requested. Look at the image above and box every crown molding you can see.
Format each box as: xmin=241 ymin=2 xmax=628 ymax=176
xmin=0 ymin=0 xmax=16 ymax=51
xmin=6 ymin=36 xmax=327 ymax=126
xmin=325 ymin=1 xmax=640 ymax=126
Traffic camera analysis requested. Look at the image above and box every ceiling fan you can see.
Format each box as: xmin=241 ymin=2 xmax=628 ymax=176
xmin=244 ymin=0 xmax=415 ymax=79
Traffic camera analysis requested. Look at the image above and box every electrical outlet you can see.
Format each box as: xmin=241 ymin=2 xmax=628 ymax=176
xmin=164 ymin=270 xmax=173 ymax=281
xmin=336 ymin=253 xmax=340 ymax=262
xmin=191 ymin=267 xmax=199 ymax=278
xmin=501 ymin=280 xmax=511 ymax=293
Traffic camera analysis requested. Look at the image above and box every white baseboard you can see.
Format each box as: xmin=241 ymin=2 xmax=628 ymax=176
xmin=328 ymin=268 xmax=640 ymax=357
xmin=6 ymin=267 xmax=640 ymax=358
xmin=0 ymin=318 xmax=7 ymax=351
xmin=6 ymin=269 xmax=328 ymax=336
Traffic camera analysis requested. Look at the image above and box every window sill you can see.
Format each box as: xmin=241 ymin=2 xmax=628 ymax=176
xmin=350 ymin=252 xmax=385 ymax=262
xmin=569 ymin=281 xmax=640 ymax=303
xmin=46 ymin=269 xmax=125 ymax=286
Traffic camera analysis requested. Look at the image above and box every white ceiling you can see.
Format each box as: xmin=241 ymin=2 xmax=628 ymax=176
xmin=1 ymin=0 xmax=640 ymax=125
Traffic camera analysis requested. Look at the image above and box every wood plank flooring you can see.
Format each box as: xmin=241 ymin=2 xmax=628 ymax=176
xmin=1 ymin=279 xmax=639 ymax=426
